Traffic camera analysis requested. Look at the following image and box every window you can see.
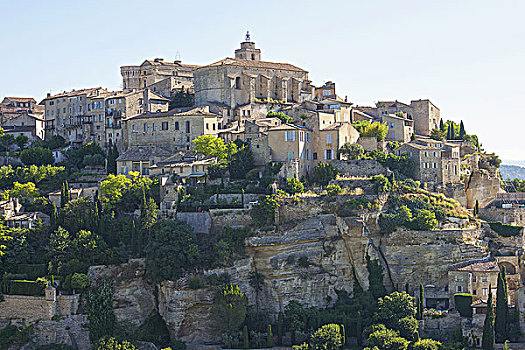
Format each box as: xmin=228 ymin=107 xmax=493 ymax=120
xmin=483 ymin=288 xmax=488 ymax=296
xmin=285 ymin=131 xmax=296 ymax=142
xmin=323 ymin=90 xmax=330 ymax=96
xmin=326 ymin=134 xmax=332 ymax=144
xmin=325 ymin=149 xmax=333 ymax=160
xmin=132 ymin=124 xmax=136 ymax=132
xmin=482 ymin=276 xmax=488 ymax=283
xmin=186 ymin=121 xmax=190 ymax=133
xmin=144 ymin=123 xmax=148 ymax=132
xmin=313 ymin=152 xmax=317 ymax=160
xmin=206 ymin=123 xmax=209 ymax=130
xmin=287 ymin=151 xmax=294 ymax=161
xmin=455 ymin=275 xmax=463 ymax=282
xmin=300 ymin=132 xmax=304 ymax=142
xmin=162 ymin=122 xmax=168 ymax=130
xmin=473 ymin=289 xmax=477 ymax=295
xmin=472 ymin=275 xmax=477 ymax=282
xmin=175 ymin=121 xmax=179 ymax=130
xmin=456 ymin=285 xmax=462 ymax=292
xmin=152 ymin=123 xmax=156 ymax=131
xmin=306 ymin=133 xmax=310 ymax=142
xmin=235 ymin=77 xmax=241 ymax=89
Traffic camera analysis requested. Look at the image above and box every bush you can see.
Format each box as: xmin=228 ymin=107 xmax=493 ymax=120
xmin=286 ymin=177 xmax=305 ymax=194
xmin=326 ymin=184 xmax=342 ymax=196
xmin=188 ymin=277 xmax=203 ymax=289
xmin=20 ymin=147 xmax=54 ymax=166
xmin=488 ymin=222 xmax=523 ymax=237
xmin=9 ymin=279 xmax=46 ymax=296
xmin=312 ymin=162 xmax=338 ymax=186
xmin=411 ymin=210 xmax=438 ymax=231
xmin=372 ymin=175 xmax=391 ymax=194
xmin=412 ymin=339 xmax=442 ymax=350
xmin=96 ymin=337 xmax=137 ymax=350
xmin=454 ymin=293 xmax=473 ymax=317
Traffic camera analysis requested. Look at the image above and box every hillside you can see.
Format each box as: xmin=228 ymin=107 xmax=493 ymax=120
xmin=500 ymin=164 xmax=525 ymax=180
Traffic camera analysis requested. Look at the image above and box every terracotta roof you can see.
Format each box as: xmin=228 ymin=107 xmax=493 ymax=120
xmin=3 ymin=97 xmax=36 ymax=103
xmin=116 ymin=146 xmax=172 ymax=162
xmin=125 ymin=106 xmax=221 ymax=121
xmin=198 ymin=57 xmax=307 ymax=73
xmin=267 ymin=124 xmax=312 ymax=132
xmin=449 ymin=259 xmax=500 ymax=272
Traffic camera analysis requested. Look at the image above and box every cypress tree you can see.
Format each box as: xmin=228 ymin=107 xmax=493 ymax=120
xmin=243 ymin=325 xmax=249 ymax=349
xmin=356 ymin=312 xmax=363 ymax=346
xmin=131 ymin=220 xmax=137 ymax=257
xmin=405 ymin=283 xmax=410 ymax=294
xmin=447 ymin=123 xmax=453 ymax=140
xmin=267 ymin=324 xmax=273 ymax=348
xmin=482 ymin=286 xmax=495 ymax=350
xmin=440 ymin=119 xmax=445 ymax=132
xmin=341 ymin=324 xmax=346 ymax=345
xmin=277 ymin=311 xmax=283 ymax=345
xmin=60 ymin=182 xmax=65 ymax=208
xmin=475 ymin=200 xmax=480 ymax=216
xmin=495 ymin=266 xmax=509 ymax=343
xmin=50 ymin=203 xmax=58 ymax=229
xmin=459 ymin=120 xmax=466 ymax=140
xmin=64 ymin=181 xmax=71 ymax=203
xmin=417 ymin=283 xmax=424 ymax=320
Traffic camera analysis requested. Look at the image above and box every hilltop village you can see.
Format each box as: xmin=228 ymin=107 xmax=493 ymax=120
xmin=0 ymin=33 xmax=523 ymax=350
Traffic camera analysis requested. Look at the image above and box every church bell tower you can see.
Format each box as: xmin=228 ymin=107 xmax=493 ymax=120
xmin=235 ymin=31 xmax=261 ymax=61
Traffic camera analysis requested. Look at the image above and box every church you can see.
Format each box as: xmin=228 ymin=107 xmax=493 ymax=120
xmin=194 ymin=32 xmax=314 ymax=121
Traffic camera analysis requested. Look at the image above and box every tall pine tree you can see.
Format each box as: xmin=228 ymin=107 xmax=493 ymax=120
xmin=482 ymin=285 xmax=495 ymax=350
xmin=440 ymin=119 xmax=445 ymax=132
xmin=495 ymin=266 xmax=509 ymax=343
xmin=459 ymin=120 xmax=466 ymax=140
xmin=417 ymin=283 xmax=424 ymax=320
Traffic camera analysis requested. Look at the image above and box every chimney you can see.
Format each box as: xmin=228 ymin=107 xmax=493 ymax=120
xmin=143 ymin=89 xmax=150 ymax=112
xmin=47 ymin=93 xmax=51 ymax=98
xmin=344 ymin=96 xmax=348 ymax=102
xmin=154 ymin=58 xmax=164 ymax=63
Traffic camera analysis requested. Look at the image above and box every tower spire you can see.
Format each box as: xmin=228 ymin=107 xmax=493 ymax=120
xmin=245 ymin=30 xmax=251 ymax=42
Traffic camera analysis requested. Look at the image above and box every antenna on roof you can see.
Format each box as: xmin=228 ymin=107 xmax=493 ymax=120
xmin=245 ymin=30 xmax=251 ymax=42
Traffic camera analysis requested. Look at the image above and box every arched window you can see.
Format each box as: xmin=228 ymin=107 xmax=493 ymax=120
xmin=235 ymin=77 xmax=241 ymax=89
xmin=251 ymin=54 xmax=255 ymax=60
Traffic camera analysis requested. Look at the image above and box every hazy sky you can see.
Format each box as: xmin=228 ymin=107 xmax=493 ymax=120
xmin=1 ymin=0 xmax=523 ymax=160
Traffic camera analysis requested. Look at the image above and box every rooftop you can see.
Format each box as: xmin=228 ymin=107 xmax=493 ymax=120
xmin=116 ymin=146 xmax=172 ymax=162
xmin=199 ymin=57 xmax=307 ymax=73
xmin=124 ymin=106 xmax=221 ymax=121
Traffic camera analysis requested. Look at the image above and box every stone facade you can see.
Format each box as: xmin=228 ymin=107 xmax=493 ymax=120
xmin=194 ymin=36 xmax=312 ymax=121
xmin=1 ymin=111 xmax=45 ymax=143
xmin=121 ymin=58 xmax=198 ymax=94
xmin=379 ymin=113 xmax=414 ymax=143
xmin=332 ymin=159 xmax=386 ymax=178
xmin=0 ymin=293 xmax=79 ymax=322
xmin=123 ymin=106 xmax=221 ymax=153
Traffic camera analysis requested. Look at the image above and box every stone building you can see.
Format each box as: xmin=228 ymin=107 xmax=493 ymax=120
xmin=266 ymin=124 xmax=313 ymax=179
xmin=120 ymin=58 xmax=198 ymax=96
xmin=0 ymin=97 xmax=43 ymax=123
xmin=448 ymin=256 xmax=520 ymax=308
xmin=123 ymin=106 xmax=221 ymax=152
xmin=396 ymin=138 xmax=461 ymax=185
xmin=2 ymin=111 xmax=45 ymax=143
xmin=150 ymin=152 xmax=217 ymax=185
xmin=116 ymin=145 xmax=172 ymax=176
xmin=356 ymin=99 xmax=440 ymax=136
xmin=5 ymin=211 xmax=50 ymax=229
xmin=378 ymin=112 xmax=414 ymax=143
xmin=41 ymin=87 xmax=109 ymax=143
xmin=314 ymin=81 xmax=337 ymax=100
xmin=194 ymin=32 xmax=313 ymax=121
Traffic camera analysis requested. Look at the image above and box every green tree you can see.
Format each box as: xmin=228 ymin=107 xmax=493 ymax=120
xmin=365 ymin=325 xmax=409 ymax=350
xmin=482 ymin=286 xmax=495 ymax=350
xmin=267 ymin=324 xmax=273 ymax=348
xmin=430 ymin=128 xmax=445 ymax=141
xmin=210 ymin=283 xmax=248 ymax=335
xmin=229 ymin=141 xmax=254 ymax=179
xmin=267 ymin=111 xmax=294 ymax=124
xmin=249 ymin=270 xmax=265 ymax=312
xmin=14 ymin=135 xmax=28 ymax=150
xmin=106 ymin=144 xmax=119 ymax=175
xmin=439 ymin=119 xmax=445 ymax=132
xmin=100 ymin=174 xmax=132 ymax=206
xmin=495 ymin=266 xmax=509 ymax=343
xmin=20 ymin=147 xmax=54 ymax=166
xmin=339 ymin=142 xmax=364 ymax=160
xmin=412 ymin=210 xmax=438 ymax=231
xmin=145 ymin=220 xmax=199 ymax=282
xmin=312 ymin=162 xmax=338 ymax=186
xmin=70 ymin=273 xmax=89 ymax=292
xmin=140 ymin=188 xmax=158 ymax=234
xmin=169 ymin=87 xmax=194 ymax=109
xmin=85 ymin=280 xmax=116 ymax=343
xmin=250 ymin=195 xmax=279 ymax=226
xmin=193 ymin=135 xmax=236 ymax=161
xmin=286 ymin=176 xmax=305 ymax=194
xmin=372 ymin=175 xmax=391 ymax=194
xmin=417 ymin=284 xmax=424 ymax=320
xmin=309 ymin=323 xmax=344 ymax=350
xmin=459 ymin=120 xmax=466 ymax=139
xmin=2 ymin=181 xmax=39 ymax=200
xmin=412 ymin=338 xmax=442 ymax=350
xmin=375 ymin=292 xmax=417 ymax=331
xmin=0 ymin=133 xmax=15 ymax=152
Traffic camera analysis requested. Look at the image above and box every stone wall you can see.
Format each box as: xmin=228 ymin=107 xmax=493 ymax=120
xmin=177 ymin=212 xmax=212 ymax=234
xmin=210 ymin=209 xmax=253 ymax=231
xmin=332 ymin=159 xmax=386 ymax=178
xmin=0 ymin=295 xmax=55 ymax=321
xmin=479 ymin=207 xmax=525 ymax=226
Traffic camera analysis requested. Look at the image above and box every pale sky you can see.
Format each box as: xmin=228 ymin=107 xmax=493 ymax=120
xmin=1 ymin=0 xmax=523 ymax=160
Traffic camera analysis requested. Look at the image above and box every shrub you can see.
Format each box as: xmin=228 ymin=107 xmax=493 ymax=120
xmin=454 ymin=293 xmax=473 ymax=317
xmin=9 ymin=279 xmax=46 ymax=296
xmin=488 ymin=222 xmax=523 ymax=237
xmin=96 ymin=337 xmax=137 ymax=350
xmin=188 ymin=277 xmax=203 ymax=290
xmin=372 ymin=175 xmax=391 ymax=194
xmin=286 ymin=177 xmax=305 ymax=194
xmin=411 ymin=210 xmax=438 ymax=231
xmin=412 ymin=338 xmax=442 ymax=350
xmin=312 ymin=162 xmax=338 ymax=186
xmin=15 ymin=264 xmax=47 ymax=280
xmin=326 ymin=184 xmax=342 ymax=196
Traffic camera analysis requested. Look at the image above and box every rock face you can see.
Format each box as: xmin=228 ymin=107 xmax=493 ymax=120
xmin=89 ymin=209 xmax=489 ymax=346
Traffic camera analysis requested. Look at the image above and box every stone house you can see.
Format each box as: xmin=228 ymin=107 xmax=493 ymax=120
xmin=356 ymin=99 xmax=440 ymax=136
xmin=378 ymin=113 xmax=414 ymax=143
xmin=0 ymin=97 xmax=43 ymax=124
xmin=0 ymin=198 xmax=22 ymax=218
xmin=116 ymin=145 xmax=171 ymax=176
xmin=314 ymin=81 xmax=337 ymax=100
xmin=194 ymin=33 xmax=313 ymax=121
xmin=5 ymin=211 xmax=50 ymax=229
xmin=479 ymin=194 xmax=525 ymax=226
xmin=41 ymin=87 xmax=109 ymax=143
xmin=266 ymin=124 xmax=313 ymax=179
xmin=2 ymin=111 xmax=45 ymax=143
xmin=448 ymin=257 xmax=520 ymax=309
xmin=150 ymin=152 xmax=217 ymax=185
xmin=396 ymin=139 xmax=460 ymax=185
xmin=120 ymin=58 xmax=198 ymax=94
xmin=123 ymin=106 xmax=221 ymax=152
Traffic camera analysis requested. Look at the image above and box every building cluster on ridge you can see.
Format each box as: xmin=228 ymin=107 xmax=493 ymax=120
xmin=1 ymin=32 xmax=466 ymax=186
